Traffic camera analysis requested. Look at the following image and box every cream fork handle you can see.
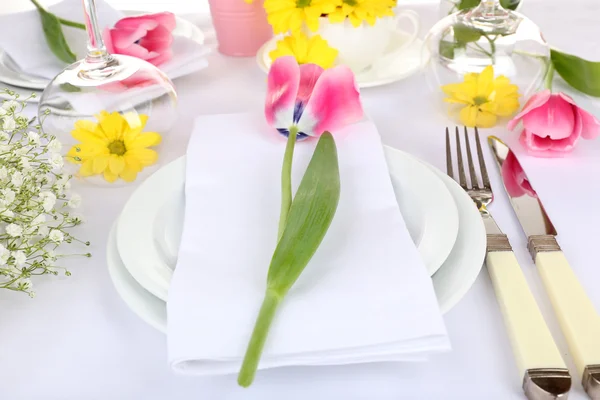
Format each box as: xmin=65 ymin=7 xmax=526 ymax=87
xmin=487 ymin=251 xmax=568 ymax=380
xmin=536 ymin=251 xmax=600 ymax=396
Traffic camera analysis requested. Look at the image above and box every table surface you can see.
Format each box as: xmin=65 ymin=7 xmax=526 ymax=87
xmin=2 ymin=1 xmax=600 ymax=399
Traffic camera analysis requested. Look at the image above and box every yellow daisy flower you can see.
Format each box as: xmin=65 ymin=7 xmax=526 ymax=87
xmin=328 ymin=0 xmax=395 ymax=27
xmin=441 ymin=65 xmax=520 ymax=128
xmin=269 ymin=33 xmax=338 ymax=69
xmin=264 ymin=0 xmax=338 ymax=33
xmin=66 ymin=111 xmax=161 ymax=183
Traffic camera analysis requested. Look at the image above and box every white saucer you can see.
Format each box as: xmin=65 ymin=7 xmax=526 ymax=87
xmin=116 ymin=147 xmax=460 ymax=302
xmin=107 ymin=148 xmax=486 ymax=332
xmin=256 ymin=30 xmax=425 ymax=89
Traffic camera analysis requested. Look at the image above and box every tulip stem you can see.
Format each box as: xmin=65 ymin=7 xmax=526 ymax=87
xmin=237 ymin=290 xmax=281 ymax=387
xmin=278 ymin=127 xmax=298 ymax=240
xmin=544 ymin=62 xmax=555 ymax=90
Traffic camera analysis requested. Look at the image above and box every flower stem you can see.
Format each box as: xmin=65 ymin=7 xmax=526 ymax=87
xmin=278 ymin=127 xmax=298 ymax=240
xmin=57 ymin=18 xmax=86 ymax=30
xmin=544 ymin=62 xmax=555 ymax=90
xmin=238 ymin=290 xmax=281 ymax=387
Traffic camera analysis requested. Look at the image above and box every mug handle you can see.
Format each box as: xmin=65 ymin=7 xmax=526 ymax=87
xmin=393 ymin=9 xmax=420 ymax=52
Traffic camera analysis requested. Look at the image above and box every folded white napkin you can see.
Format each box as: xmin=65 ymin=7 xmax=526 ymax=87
xmin=167 ymin=113 xmax=450 ymax=375
xmin=0 ymin=0 xmax=209 ymax=81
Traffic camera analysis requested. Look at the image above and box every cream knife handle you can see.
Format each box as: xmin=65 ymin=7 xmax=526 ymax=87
xmin=536 ymin=251 xmax=600 ymax=376
xmin=487 ymin=250 xmax=567 ymax=379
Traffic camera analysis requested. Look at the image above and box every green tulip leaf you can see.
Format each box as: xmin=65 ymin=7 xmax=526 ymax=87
xmin=439 ymin=40 xmax=456 ymax=60
xmin=551 ymin=49 xmax=600 ymax=97
xmin=457 ymin=0 xmax=480 ymax=10
xmin=454 ymin=24 xmax=482 ymax=44
xmin=30 ymin=0 xmax=76 ymax=64
xmin=238 ymin=132 xmax=341 ymax=388
xmin=457 ymin=0 xmax=520 ymax=10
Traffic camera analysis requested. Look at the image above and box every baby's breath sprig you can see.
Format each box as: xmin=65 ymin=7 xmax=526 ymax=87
xmin=0 ymin=90 xmax=89 ymax=297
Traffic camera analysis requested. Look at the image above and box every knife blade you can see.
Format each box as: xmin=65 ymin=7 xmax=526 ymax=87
xmin=489 ymin=136 xmax=600 ymax=399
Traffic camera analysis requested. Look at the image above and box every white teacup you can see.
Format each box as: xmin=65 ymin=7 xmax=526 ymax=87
xmin=311 ymin=10 xmax=420 ymax=74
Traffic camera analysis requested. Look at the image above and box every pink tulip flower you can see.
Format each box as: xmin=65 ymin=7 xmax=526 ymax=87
xmin=103 ymin=12 xmax=176 ymax=67
xmin=508 ymin=89 xmax=600 ymax=157
xmin=265 ymin=56 xmax=363 ymax=139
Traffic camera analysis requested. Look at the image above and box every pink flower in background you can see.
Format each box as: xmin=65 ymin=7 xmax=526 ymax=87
xmin=103 ymin=12 xmax=176 ymax=67
xmin=265 ymin=56 xmax=363 ymax=139
xmin=508 ymin=89 xmax=600 ymax=157
xmin=501 ymin=151 xmax=536 ymax=198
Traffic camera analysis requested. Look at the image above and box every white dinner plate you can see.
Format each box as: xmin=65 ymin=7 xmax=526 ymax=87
xmin=0 ymin=14 xmax=205 ymax=91
xmin=256 ymin=30 xmax=424 ymax=89
xmin=116 ymin=147 xmax=460 ymax=302
xmin=427 ymin=165 xmax=486 ymax=313
xmin=107 ymin=222 xmax=167 ymax=333
xmin=107 ymin=148 xmax=485 ymax=331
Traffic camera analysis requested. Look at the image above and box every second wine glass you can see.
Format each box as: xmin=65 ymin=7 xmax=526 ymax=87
xmin=39 ymin=0 xmax=178 ymax=186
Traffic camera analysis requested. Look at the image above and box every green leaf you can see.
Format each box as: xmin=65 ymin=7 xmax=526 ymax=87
xmin=551 ymin=49 xmax=600 ymax=97
xmin=30 ymin=0 xmax=76 ymax=64
xmin=238 ymin=132 xmax=340 ymax=387
xmin=266 ymin=132 xmax=340 ymax=294
xmin=454 ymin=24 xmax=482 ymax=44
xmin=456 ymin=0 xmax=520 ymax=11
xmin=500 ymin=0 xmax=520 ymax=10
xmin=439 ymin=40 xmax=456 ymax=60
xmin=59 ymin=83 xmax=81 ymax=92
xmin=457 ymin=0 xmax=480 ymax=10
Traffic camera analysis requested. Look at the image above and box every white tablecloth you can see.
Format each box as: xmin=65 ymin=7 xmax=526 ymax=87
xmin=1 ymin=1 xmax=599 ymax=399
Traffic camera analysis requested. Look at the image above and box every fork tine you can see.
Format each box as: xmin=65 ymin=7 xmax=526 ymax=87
xmin=455 ymin=127 xmax=468 ymax=189
xmin=445 ymin=127 xmax=454 ymax=177
xmin=474 ymin=127 xmax=491 ymax=189
xmin=463 ymin=127 xmax=479 ymax=189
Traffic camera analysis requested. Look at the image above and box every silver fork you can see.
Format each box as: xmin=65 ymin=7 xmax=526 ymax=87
xmin=446 ymin=127 xmax=571 ymax=400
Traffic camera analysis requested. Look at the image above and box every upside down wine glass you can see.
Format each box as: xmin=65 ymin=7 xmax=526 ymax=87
xmin=423 ymin=0 xmax=550 ymax=124
xmin=39 ymin=0 xmax=178 ymax=186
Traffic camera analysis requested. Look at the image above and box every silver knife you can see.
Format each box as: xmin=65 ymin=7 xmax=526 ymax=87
xmin=489 ymin=136 xmax=600 ymax=399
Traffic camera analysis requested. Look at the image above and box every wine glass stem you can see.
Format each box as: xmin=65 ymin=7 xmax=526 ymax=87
xmin=480 ymin=0 xmax=502 ymax=13
xmin=82 ymin=0 xmax=108 ymax=61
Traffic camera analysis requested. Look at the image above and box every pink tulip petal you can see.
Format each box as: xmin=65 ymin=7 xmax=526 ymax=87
xmin=139 ymin=25 xmax=173 ymax=52
xmin=102 ymin=28 xmax=115 ymax=53
xmin=147 ymin=50 xmax=172 ymax=66
xmin=519 ymin=130 xmax=562 ymax=158
xmin=296 ymin=64 xmax=324 ymax=105
xmin=118 ymin=42 xmax=152 ymax=59
xmin=110 ymin=26 xmax=151 ymax=49
xmin=300 ymin=65 xmax=363 ymax=136
xmin=576 ymin=107 xmax=600 ymax=139
xmin=507 ymin=89 xmax=552 ymax=131
xmin=114 ymin=17 xmax=158 ymax=31
xmin=151 ymin=12 xmax=177 ymax=31
xmin=552 ymin=92 xmax=599 ymax=140
xmin=265 ymin=56 xmax=300 ymax=129
xmin=522 ymin=95 xmax=576 ymax=140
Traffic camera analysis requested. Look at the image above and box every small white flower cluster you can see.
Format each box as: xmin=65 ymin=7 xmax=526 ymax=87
xmin=0 ymin=91 xmax=89 ymax=297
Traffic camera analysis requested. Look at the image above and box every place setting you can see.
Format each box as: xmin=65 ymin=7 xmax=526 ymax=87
xmin=2 ymin=0 xmax=600 ymax=399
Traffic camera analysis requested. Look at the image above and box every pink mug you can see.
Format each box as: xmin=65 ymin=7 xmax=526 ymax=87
xmin=208 ymin=0 xmax=273 ymax=57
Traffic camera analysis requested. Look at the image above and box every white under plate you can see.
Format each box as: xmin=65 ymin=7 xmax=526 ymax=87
xmin=0 ymin=14 xmax=205 ymax=91
xmin=108 ymin=148 xmax=486 ymax=331
xmin=116 ymin=147 xmax=460 ymax=302
xmin=256 ymin=30 xmax=424 ymax=89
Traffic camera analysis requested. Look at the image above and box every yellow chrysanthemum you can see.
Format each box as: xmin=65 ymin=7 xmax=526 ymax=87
xmin=264 ymin=0 xmax=338 ymax=33
xmin=328 ymin=0 xmax=395 ymax=27
xmin=66 ymin=111 xmax=161 ymax=183
xmin=269 ymin=33 xmax=338 ymax=69
xmin=441 ymin=65 xmax=520 ymax=128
